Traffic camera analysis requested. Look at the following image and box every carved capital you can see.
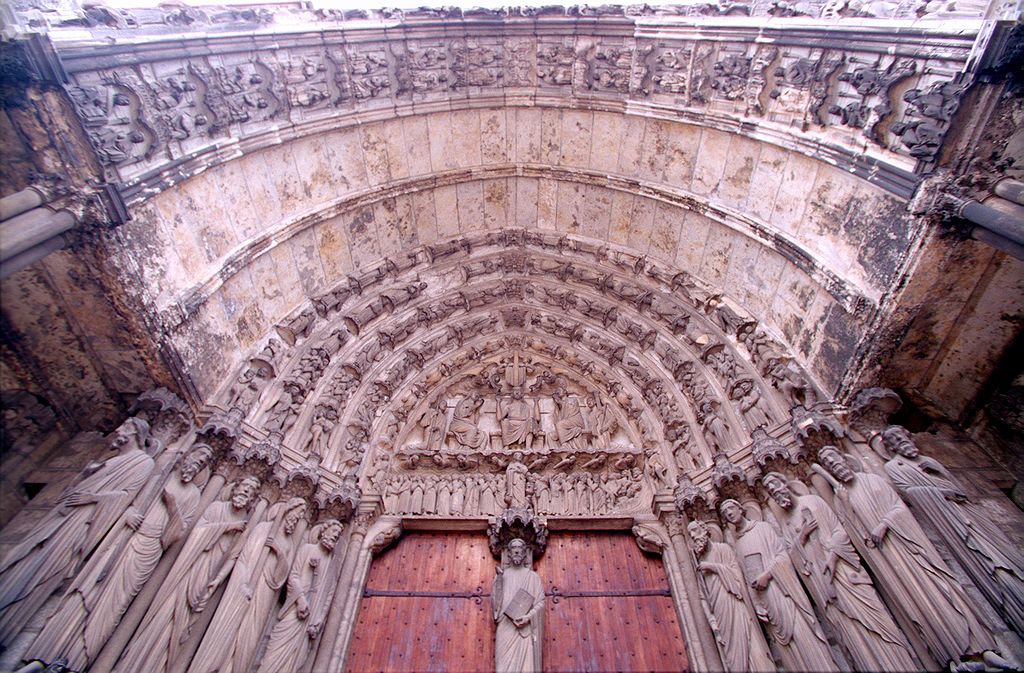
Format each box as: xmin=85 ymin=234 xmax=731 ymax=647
xmin=632 ymin=521 xmax=669 ymax=554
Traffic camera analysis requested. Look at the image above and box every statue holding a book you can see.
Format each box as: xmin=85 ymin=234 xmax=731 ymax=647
xmin=492 ymin=538 xmax=545 ymax=673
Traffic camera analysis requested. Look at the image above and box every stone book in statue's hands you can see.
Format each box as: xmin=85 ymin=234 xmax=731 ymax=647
xmin=503 ymin=588 xmax=535 ymax=621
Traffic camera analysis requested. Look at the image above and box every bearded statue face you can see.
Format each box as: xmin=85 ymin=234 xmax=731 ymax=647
xmin=763 ymin=474 xmax=793 ymax=509
xmin=882 ymin=426 xmax=918 ymax=458
xmin=818 ymin=448 xmax=853 ymax=483
xmin=508 ymin=539 xmax=528 ymax=566
xmin=687 ymin=521 xmax=710 ymax=556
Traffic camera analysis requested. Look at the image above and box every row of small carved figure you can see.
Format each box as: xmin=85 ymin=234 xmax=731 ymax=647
xmin=382 ymin=469 xmax=643 ymax=517
xmin=0 ymin=416 xmax=358 ymax=673
xmin=681 ymin=429 xmax=1024 ymax=673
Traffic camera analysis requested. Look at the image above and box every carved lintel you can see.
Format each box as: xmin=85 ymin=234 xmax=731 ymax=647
xmin=488 ymin=507 xmax=548 ymax=559
xmin=847 ymin=387 xmax=902 ymax=437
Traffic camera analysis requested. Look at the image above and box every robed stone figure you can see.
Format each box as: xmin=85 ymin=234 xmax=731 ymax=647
xmin=257 ymin=519 xmax=345 ymax=673
xmin=115 ymin=477 xmax=261 ymax=673
xmin=687 ymin=520 xmax=776 ymax=673
xmin=815 ymin=447 xmax=1002 ymax=670
xmin=719 ymin=499 xmax=839 ymax=673
xmin=492 ymin=538 xmax=544 ymax=673
xmin=879 ymin=426 xmax=1024 ymax=634
xmin=762 ymin=472 xmax=918 ymax=672
xmin=30 ymin=444 xmax=212 ymax=670
xmin=0 ymin=418 xmax=157 ymax=647
xmin=188 ymin=497 xmax=308 ymax=673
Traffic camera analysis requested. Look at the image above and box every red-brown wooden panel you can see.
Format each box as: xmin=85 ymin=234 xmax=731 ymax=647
xmin=541 ymin=532 xmax=688 ymax=673
xmin=345 ymin=531 xmax=688 ymax=673
xmin=348 ymin=533 xmax=495 ymax=673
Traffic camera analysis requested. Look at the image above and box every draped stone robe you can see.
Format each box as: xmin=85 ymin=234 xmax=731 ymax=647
xmin=492 ymin=565 xmax=545 ymax=673
xmin=696 ymin=540 xmax=776 ymax=672
xmin=778 ymin=492 xmax=918 ymax=672
xmin=833 ymin=471 xmax=995 ymax=667
xmin=0 ymin=445 xmax=154 ymax=646
xmin=30 ymin=472 xmax=203 ymax=670
xmin=257 ymin=538 xmax=334 ymax=673
xmin=115 ymin=498 xmax=250 ymax=673
xmin=885 ymin=455 xmax=1024 ymax=634
xmin=731 ymin=518 xmax=839 ymax=673
xmin=188 ymin=516 xmax=302 ymax=673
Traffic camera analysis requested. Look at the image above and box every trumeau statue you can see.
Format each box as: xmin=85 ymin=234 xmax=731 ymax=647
xmin=492 ymin=538 xmax=545 ymax=673
xmin=761 ymin=472 xmax=919 ymax=672
xmin=257 ymin=519 xmax=345 ymax=673
xmin=718 ymin=498 xmax=839 ymax=673
xmin=687 ymin=520 xmax=775 ymax=673
xmin=31 ymin=444 xmax=213 ymax=671
xmin=189 ymin=497 xmax=309 ymax=673
xmin=814 ymin=446 xmax=1003 ymax=670
xmin=115 ymin=477 xmax=262 ymax=673
xmin=0 ymin=417 xmax=158 ymax=647
xmin=878 ymin=425 xmax=1024 ymax=634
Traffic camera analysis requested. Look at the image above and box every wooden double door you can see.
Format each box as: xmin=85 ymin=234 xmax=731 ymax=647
xmin=346 ymin=531 xmax=689 ymax=672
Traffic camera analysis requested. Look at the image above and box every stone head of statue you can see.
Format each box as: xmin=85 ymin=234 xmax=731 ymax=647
xmin=511 ymin=387 xmax=524 ymax=401
xmin=818 ymin=446 xmax=853 ymax=483
xmin=319 ymin=520 xmax=344 ymax=551
xmin=507 ymin=538 xmax=528 ymax=567
xmin=113 ymin=416 xmax=150 ymax=454
xmin=881 ymin=425 xmax=918 ymax=459
xmin=231 ymin=476 xmax=261 ymax=509
xmin=718 ymin=498 xmax=744 ymax=526
xmin=283 ymin=498 xmax=308 ymax=535
xmin=180 ymin=444 xmax=213 ymax=482
xmin=687 ymin=520 xmax=710 ymax=557
xmin=762 ymin=472 xmax=793 ymax=509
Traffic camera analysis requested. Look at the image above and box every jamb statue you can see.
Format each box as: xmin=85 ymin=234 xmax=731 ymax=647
xmin=492 ymin=538 xmax=544 ymax=673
